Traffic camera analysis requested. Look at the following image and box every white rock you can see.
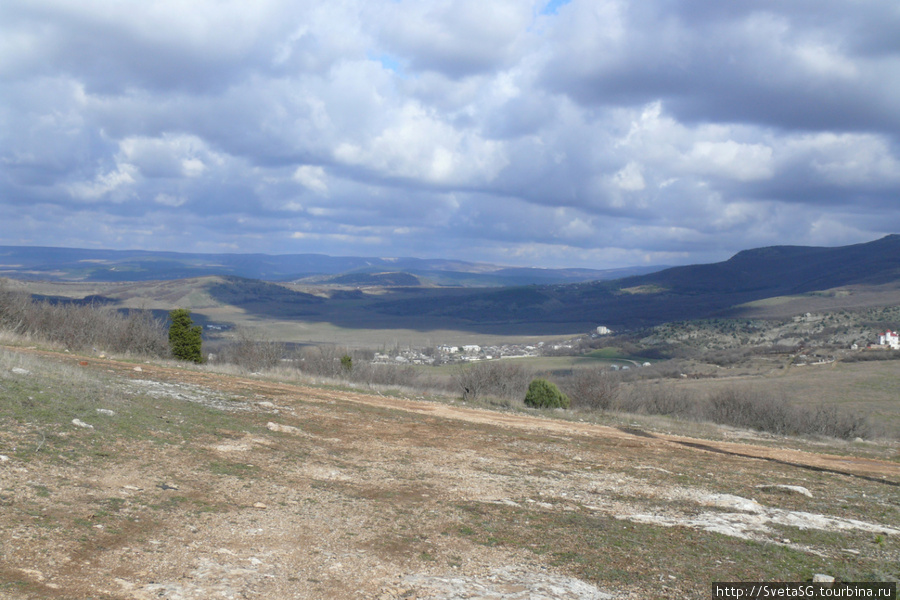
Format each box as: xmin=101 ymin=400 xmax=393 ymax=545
xmin=0 ymin=455 xmax=9 ymax=462
xmin=757 ymin=484 xmax=813 ymax=497
xmin=813 ymin=574 xmax=835 ymax=583
xmin=133 ymin=366 xmax=143 ymax=372
xmin=11 ymin=367 xmax=30 ymax=375
xmin=266 ymin=422 xmax=302 ymax=435
xmin=72 ymin=419 xmax=94 ymax=429
xmin=96 ymin=409 xmax=116 ymax=416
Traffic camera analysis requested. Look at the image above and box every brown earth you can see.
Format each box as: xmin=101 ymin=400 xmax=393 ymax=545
xmin=2 ymin=348 xmax=898 ymax=599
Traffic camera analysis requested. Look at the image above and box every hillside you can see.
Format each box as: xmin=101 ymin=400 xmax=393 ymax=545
xmin=5 ymin=236 xmax=900 ymax=337
xmin=367 ymin=235 xmax=900 ymax=331
xmin=0 ymin=246 xmax=658 ymax=287
xmin=1 ymin=346 xmax=898 ymax=599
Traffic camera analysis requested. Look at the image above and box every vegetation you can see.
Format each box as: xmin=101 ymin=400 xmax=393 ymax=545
xmin=524 ymin=378 xmax=570 ymax=409
xmin=168 ymin=309 xmax=203 ymax=363
xmin=0 ymin=279 xmax=891 ymax=441
xmin=0 ymin=282 xmax=168 ymax=356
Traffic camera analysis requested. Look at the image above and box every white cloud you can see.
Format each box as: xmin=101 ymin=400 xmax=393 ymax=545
xmin=293 ymin=165 xmax=328 ymax=195
xmin=67 ymin=163 xmax=138 ymax=201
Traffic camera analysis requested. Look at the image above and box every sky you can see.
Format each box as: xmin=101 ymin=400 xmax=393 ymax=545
xmin=2 ymin=0 xmax=900 ymax=269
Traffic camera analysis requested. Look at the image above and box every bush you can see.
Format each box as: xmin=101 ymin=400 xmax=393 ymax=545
xmin=168 ymin=309 xmax=203 ymax=363
xmin=451 ymin=361 xmax=532 ymax=403
xmin=524 ymin=378 xmax=570 ymax=409
xmin=562 ymin=369 xmax=619 ymax=411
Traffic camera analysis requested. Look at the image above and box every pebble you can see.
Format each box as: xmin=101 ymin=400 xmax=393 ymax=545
xmin=253 ymin=502 xmax=267 ymax=510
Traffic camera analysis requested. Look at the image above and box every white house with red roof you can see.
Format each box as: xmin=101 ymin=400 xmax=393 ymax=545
xmin=878 ymin=329 xmax=900 ymax=349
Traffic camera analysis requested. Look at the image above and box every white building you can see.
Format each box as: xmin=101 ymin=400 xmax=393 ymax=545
xmin=878 ymin=330 xmax=900 ymax=349
xmin=596 ymin=326 xmax=611 ymax=335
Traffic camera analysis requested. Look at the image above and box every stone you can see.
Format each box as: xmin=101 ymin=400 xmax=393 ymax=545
xmin=757 ymin=484 xmax=813 ymax=497
xmin=72 ymin=419 xmax=94 ymax=429
xmin=813 ymin=574 xmax=835 ymax=583
xmin=96 ymin=409 xmax=116 ymax=416
xmin=133 ymin=366 xmax=143 ymax=372
xmin=253 ymin=502 xmax=267 ymax=510
xmin=11 ymin=367 xmax=30 ymax=375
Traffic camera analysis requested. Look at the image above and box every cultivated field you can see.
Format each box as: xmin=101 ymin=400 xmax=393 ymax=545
xmin=1 ymin=346 xmax=898 ymax=599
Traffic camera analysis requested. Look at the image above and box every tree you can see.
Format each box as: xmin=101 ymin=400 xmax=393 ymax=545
xmin=340 ymin=354 xmax=353 ymax=373
xmin=168 ymin=309 xmax=203 ymax=363
xmin=524 ymin=378 xmax=570 ymax=409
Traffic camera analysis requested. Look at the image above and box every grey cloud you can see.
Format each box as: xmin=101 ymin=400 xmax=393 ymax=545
xmin=2 ymin=0 xmax=899 ymax=270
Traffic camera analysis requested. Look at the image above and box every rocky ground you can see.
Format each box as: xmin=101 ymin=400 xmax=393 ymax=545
xmin=1 ymin=347 xmax=898 ymax=599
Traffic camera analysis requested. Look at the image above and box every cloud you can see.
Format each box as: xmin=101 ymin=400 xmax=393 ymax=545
xmin=1 ymin=0 xmax=899 ymax=269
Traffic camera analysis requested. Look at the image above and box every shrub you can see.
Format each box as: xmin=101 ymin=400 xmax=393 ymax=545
xmin=168 ymin=309 xmax=203 ymax=363
xmin=562 ymin=369 xmax=619 ymax=411
xmin=451 ymin=361 xmax=532 ymax=403
xmin=524 ymin=378 xmax=570 ymax=409
xmin=341 ymin=354 xmax=353 ymax=373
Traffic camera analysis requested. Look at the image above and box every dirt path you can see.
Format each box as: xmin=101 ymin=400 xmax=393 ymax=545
xmin=31 ymin=348 xmax=900 ymax=483
xmin=2 ymin=347 xmax=898 ymax=599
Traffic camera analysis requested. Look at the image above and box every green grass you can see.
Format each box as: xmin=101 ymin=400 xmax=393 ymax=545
xmin=451 ymin=502 xmax=900 ymax=595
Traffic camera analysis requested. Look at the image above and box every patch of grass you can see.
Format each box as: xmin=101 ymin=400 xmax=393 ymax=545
xmin=451 ymin=502 xmax=900 ymax=594
xmin=207 ymin=460 xmax=261 ymax=478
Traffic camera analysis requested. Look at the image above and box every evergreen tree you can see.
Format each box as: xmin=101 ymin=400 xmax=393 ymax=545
xmin=524 ymin=378 xmax=570 ymax=409
xmin=168 ymin=309 xmax=203 ymax=363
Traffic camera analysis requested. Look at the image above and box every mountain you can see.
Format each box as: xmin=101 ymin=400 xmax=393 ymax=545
xmin=0 ymin=246 xmax=661 ymax=287
xmin=365 ymin=235 xmax=900 ymax=331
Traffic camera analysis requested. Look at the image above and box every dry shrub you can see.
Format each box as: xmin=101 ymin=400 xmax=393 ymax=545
xmin=0 ymin=285 xmax=168 ymax=357
xmin=451 ymin=361 xmax=533 ymax=403
xmin=214 ymin=329 xmax=284 ymax=372
xmin=561 ymin=369 xmax=620 ymax=411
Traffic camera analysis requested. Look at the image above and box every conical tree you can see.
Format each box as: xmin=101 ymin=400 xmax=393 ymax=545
xmin=168 ymin=309 xmax=203 ymax=363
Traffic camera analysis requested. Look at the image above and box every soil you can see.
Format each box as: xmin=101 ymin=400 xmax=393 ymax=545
xmin=2 ymin=349 xmax=898 ymax=599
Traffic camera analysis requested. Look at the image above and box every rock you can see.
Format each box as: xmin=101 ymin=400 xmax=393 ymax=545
xmin=257 ymin=401 xmax=276 ymax=409
xmin=133 ymin=366 xmax=143 ymax=372
xmin=11 ymin=367 xmax=30 ymax=375
xmin=96 ymin=409 xmax=116 ymax=416
xmin=159 ymin=483 xmax=179 ymax=491
xmin=813 ymin=574 xmax=835 ymax=584
xmin=267 ymin=422 xmax=302 ymax=435
xmin=0 ymin=455 xmax=9 ymax=462
xmin=757 ymin=484 xmax=813 ymax=498
xmin=253 ymin=502 xmax=267 ymax=510
xmin=72 ymin=419 xmax=94 ymax=429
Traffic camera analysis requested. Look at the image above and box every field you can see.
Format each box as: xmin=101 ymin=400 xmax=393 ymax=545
xmin=1 ymin=345 xmax=898 ymax=599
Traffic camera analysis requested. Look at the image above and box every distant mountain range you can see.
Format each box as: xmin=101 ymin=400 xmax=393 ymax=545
xmin=0 ymin=246 xmax=661 ymax=287
xmin=4 ymin=236 xmax=900 ymax=334
xmin=362 ymin=234 xmax=900 ymax=331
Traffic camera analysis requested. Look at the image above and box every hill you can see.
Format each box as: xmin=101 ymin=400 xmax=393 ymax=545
xmin=5 ymin=236 xmax=900 ymax=337
xmin=366 ymin=235 xmax=900 ymax=331
xmin=1 ymin=346 xmax=897 ymax=598
xmin=0 ymin=246 xmax=659 ymax=287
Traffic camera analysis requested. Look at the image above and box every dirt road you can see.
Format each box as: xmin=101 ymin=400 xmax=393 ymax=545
xmin=2 ymin=348 xmax=898 ymax=599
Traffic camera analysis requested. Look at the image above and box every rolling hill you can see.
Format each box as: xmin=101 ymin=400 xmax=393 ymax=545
xmin=4 ymin=236 xmax=900 ymax=335
xmin=0 ymin=246 xmax=660 ymax=286
xmin=364 ymin=235 xmax=900 ymax=331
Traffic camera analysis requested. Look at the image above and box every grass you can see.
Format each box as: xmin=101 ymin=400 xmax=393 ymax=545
xmin=451 ymin=502 xmax=900 ymax=594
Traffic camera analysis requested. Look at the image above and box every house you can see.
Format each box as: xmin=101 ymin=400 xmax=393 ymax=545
xmin=878 ymin=330 xmax=900 ymax=349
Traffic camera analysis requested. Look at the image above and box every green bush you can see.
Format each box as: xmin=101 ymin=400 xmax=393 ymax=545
xmin=524 ymin=378 xmax=570 ymax=409
xmin=168 ymin=309 xmax=203 ymax=363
